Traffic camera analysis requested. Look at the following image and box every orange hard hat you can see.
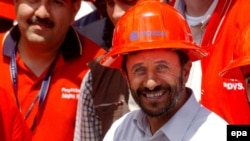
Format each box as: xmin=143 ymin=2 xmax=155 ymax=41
xmin=100 ymin=0 xmax=208 ymax=69
xmin=220 ymin=23 xmax=250 ymax=80
xmin=0 ymin=0 xmax=16 ymax=20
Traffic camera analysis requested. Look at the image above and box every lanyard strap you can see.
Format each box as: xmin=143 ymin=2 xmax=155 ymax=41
xmin=10 ymin=52 xmax=56 ymax=120
xmin=23 ymin=74 xmax=52 ymax=119
xmin=10 ymin=53 xmax=20 ymax=110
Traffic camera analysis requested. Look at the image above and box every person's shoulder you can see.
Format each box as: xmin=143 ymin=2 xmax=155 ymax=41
xmin=186 ymin=106 xmax=227 ymax=140
xmin=77 ymin=31 xmax=105 ymax=52
xmin=111 ymin=110 xmax=139 ymax=126
xmin=198 ymin=105 xmax=228 ymax=124
xmin=204 ymin=111 xmax=228 ymax=127
xmin=76 ymin=33 xmax=106 ymax=63
xmin=103 ymin=110 xmax=139 ymax=141
xmin=76 ymin=18 xmax=108 ymax=50
xmin=77 ymin=18 xmax=107 ymax=35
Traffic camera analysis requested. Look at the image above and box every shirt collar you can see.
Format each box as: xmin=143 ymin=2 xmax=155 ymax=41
xmin=132 ymin=110 xmax=149 ymax=136
xmin=161 ymin=89 xmax=200 ymax=141
xmin=132 ymin=88 xmax=200 ymax=140
xmin=3 ymin=25 xmax=83 ymax=61
xmin=175 ymin=0 xmax=219 ymax=27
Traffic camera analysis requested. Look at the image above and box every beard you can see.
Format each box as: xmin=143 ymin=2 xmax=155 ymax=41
xmin=130 ymin=75 xmax=184 ymax=118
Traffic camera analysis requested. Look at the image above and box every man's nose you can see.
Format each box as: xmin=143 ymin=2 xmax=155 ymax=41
xmin=145 ymin=79 xmax=158 ymax=90
xmin=34 ymin=3 xmax=50 ymax=19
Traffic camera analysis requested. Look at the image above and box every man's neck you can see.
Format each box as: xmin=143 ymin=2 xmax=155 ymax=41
xmin=17 ymin=38 xmax=60 ymax=77
xmin=147 ymin=90 xmax=190 ymax=134
xmin=184 ymin=0 xmax=214 ymax=17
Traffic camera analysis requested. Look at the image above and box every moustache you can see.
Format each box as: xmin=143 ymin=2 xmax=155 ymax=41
xmin=137 ymin=85 xmax=172 ymax=94
xmin=27 ymin=16 xmax=54 ymax=28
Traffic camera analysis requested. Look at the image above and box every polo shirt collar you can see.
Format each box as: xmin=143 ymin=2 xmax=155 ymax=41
xmin=3 ymin=25 xmax=83 ymax=61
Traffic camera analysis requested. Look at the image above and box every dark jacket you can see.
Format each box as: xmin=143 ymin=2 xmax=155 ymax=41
xmin=88 ymin=59 xmax=130 ymax=138
xmin=77 ymin=13 xmax=129 ymax=138
xmin=76 ymin=17 xmax=114 ymax=51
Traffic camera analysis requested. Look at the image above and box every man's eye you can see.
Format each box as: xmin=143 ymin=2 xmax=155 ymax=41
xmin=133 ymin=67 xmax=146 ymax=75
xmin=54 ymin=0 xmax=64 ymax=5
xmin=156 ymin=64 xmax=168 ymax=72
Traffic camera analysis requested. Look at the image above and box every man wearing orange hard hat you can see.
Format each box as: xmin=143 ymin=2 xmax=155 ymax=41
xmin=74 ymin=0 xmax=174 ymax=140
xmin=220 ymin=23 xmax=250 ymax=105
xmin=101 ymin=0 xmax=227 ymax=140
xmin=0 ymin=0 xmax=15 ymax=32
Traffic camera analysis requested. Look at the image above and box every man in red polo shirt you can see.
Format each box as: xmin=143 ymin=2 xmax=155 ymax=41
xmin=0 ymin=0 xmax=105 ymax=140
xmin=174 ymin=0 xmax=250 ymax=124
xmin=200 ymin=0 xmax=250 ymax=124
xmin=0 ymin=1 xmax=31 ymax=140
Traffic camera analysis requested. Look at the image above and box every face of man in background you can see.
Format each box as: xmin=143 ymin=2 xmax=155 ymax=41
xmin=15 ymin=0 xmax=80 ymax=46
xmin=105 ymin=0 xmax=137 ymax=25
xmin=105 ymin=0 xmax=168 ymax=25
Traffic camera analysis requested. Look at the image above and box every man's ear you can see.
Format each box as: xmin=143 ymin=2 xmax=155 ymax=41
xmin=182 ymin=61 xmax=192 ymax=83
xmin=120 ymin=69 xmax=134 ymax=92
xmin=120 ymin=69 xmax=128 ymax=81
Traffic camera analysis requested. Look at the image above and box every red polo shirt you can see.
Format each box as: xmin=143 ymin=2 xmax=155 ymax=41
xmin=200 ymin=0 xmax=250 ymax=124
xmin=0 ymin=26 xmax=105 ymax=140
xmin=0 ymin=88 xmax=31 ymax=141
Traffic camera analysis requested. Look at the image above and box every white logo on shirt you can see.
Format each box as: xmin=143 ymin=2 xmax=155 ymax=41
xmin=223 ymin=79 xmax=245 ymax=90
xmin=61 ymin=87 xmax=80 ymax=100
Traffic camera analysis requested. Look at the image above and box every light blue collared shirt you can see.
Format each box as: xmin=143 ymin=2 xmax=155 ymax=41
xmin=103 ymin=89 xmax=227 ymax=141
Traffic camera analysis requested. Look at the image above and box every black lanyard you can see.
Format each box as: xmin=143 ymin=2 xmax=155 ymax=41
xmin=10 ymin=52 xmax=56 ymax=120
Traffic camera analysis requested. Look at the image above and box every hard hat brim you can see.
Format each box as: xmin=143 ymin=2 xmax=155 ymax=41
xmin=100 ymin=40 xmax=208 ymax=69
xmin=219 ymin=56 xmax=250 ymax=80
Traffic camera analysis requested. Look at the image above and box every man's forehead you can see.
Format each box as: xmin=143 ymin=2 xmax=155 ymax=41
xmin=126 ymin=49 xmax=178 ymax=60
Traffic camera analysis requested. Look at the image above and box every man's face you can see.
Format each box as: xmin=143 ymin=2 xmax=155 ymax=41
xmin=15 ymin=0 xmax=80 ymax=46
xmin=105 ymin=0 xmax=168 ymax=25
xmin=241 ymin=65 xmax=250 ymax=103
xmin=105 ymin=0 xmax=137 ymax=25
xmin=125 ymin=49 xmax=190 ymax=117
